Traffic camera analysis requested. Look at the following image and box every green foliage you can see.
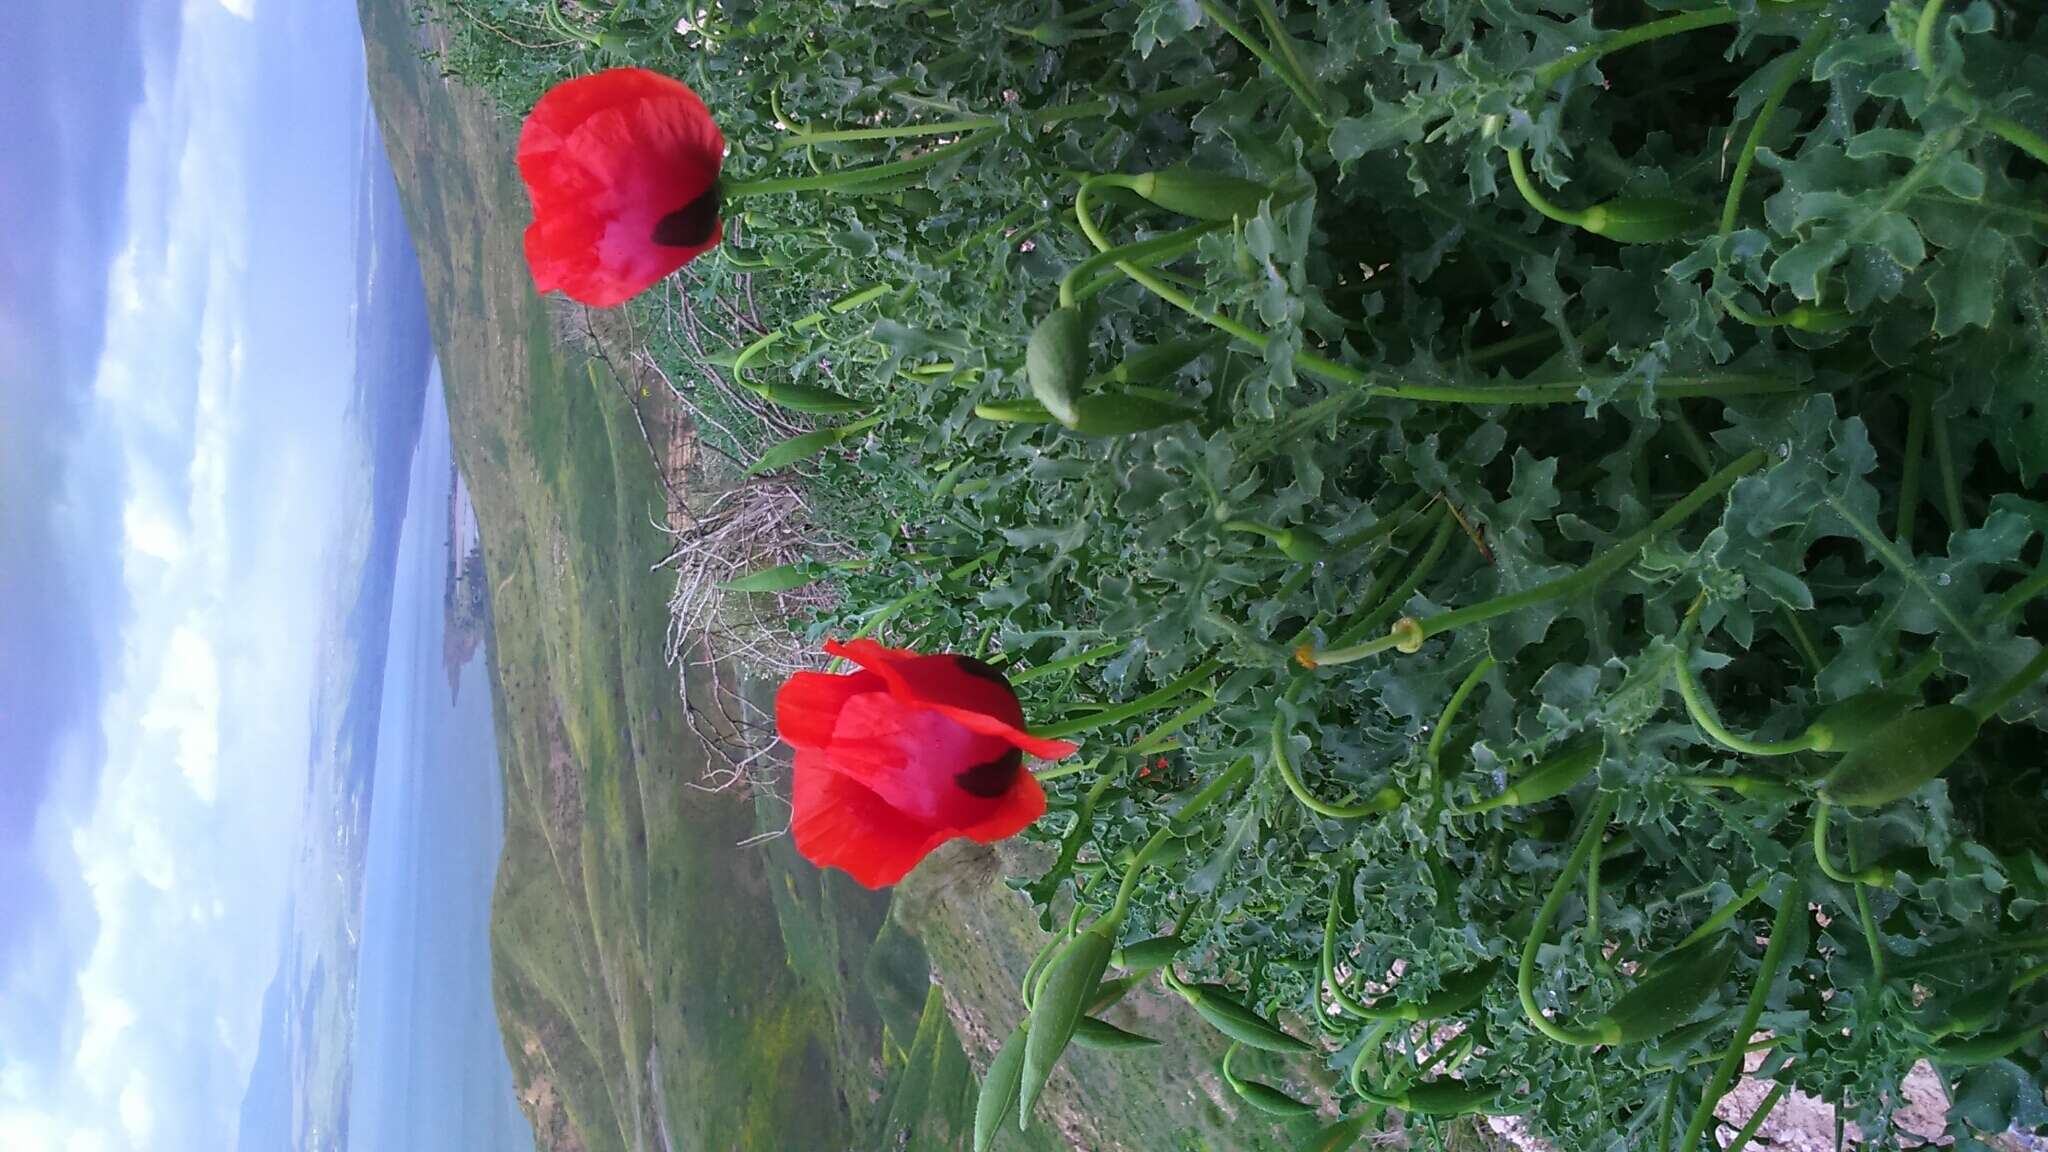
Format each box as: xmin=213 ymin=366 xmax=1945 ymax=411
xmin=433 ymin=0 xmax=2048 ymax=1147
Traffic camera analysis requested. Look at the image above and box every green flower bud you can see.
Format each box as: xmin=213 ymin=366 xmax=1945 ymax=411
xmin=1818 ymin=704 xmax=1980 ymax=808
xmin=1579 ymin=196 xmax=1713 ymax=243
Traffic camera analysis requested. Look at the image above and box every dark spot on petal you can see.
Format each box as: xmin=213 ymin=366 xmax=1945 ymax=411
xmin=955 ymin=748 xmax=1022 ymax=798
xmin=952 ymin=655 xmax=1013 ymax=690
xmin=653 ymin=180 xmax=721 ymax=248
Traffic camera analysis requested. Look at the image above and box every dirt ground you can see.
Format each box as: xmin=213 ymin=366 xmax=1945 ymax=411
xmin=1482 ymin=1055 xmax=2044 ymax=1151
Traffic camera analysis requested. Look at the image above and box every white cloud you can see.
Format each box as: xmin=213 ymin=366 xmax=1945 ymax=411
xmin=114 ymin=1078 xmax=151 ymax=1144
xmin=0 ymin=4 xmax=367 ymax=1150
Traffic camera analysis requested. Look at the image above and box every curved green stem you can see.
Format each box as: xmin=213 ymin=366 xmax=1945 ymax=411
xmin=1517 ymin=791 xmax=1616 ymax=1047
xmin=1430 ymin=656 xmax=1497 ymax=766
xmin=1724 ymin=22 xmax=1833 ymax=236
xmin=1534 ymin=8 xmax=1744 ymax=89
xmin=1506 ymin=146 xmax=1588 ymax=228
xmin=1272 ymin=712 xmax=1401 ymax=820
xmin=1676 ymin=596 xmax=1821 ymax=756
xmin=1060 ymin=220 xmax=1226 ymax=307
xmin=1812 ymin=803 xmax=1889 ymax=887
xmin=1680 ymin=875 xmax=1803 ymax=1152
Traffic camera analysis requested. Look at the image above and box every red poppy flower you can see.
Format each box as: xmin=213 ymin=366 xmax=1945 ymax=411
xmin=516 ymin=68 xmax=726 ymax=307
xmin=776 ymin=638 xmax=1079 ymax=888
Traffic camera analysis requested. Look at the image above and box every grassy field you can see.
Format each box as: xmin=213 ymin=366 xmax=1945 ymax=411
xmin=357 ymin=3 xmax=931 ymax=1147
xmin=354 ymin=2 xmax=1355 ymax=1149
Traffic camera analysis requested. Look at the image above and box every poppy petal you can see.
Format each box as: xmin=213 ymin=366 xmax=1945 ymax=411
xmin=516 ymin=68 xmax=725 ymax=307
xmin=774 ymin=668 xmax=884 ymax=753
xmin=518 ymin=68 xmax=690 ymax=158
xmin=954 ymin=769 xmax=1047 ymax=845
xmin=790 ymin=754 xmax=950 ymax=888
xmin=819 ymin=690 xmax=1018 ymax=827
xmin=824 ymin=639 xmax=1079 ymax=761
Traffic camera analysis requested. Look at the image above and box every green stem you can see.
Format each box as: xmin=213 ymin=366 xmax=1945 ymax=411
xmin=1031 ymin=753 xmax=1105 ymax=784
xmin=848 ymin=549 xmax=1000 ymax=641
xmin=1823 ymin=493 xmax=1979 ymax=646
xmin=1724 ymin=23 xmax=1832 ymax=236
xmin=1252 ymin=0 xmax=1323 ymax=118
xmin=1506 ymin=145 xmax=1588 ymax=228
xmin=779 ymin=118 xmax=998 ymax=147
xmin=726 ymin=131 xmax=996 ymax=198
xmin=1727 ymin=1082 xmax=1790 ymax=1152
xmin=1681 ymin=875 xmax=1803 ymax=1152
xmin=1060 ymin=220 xmax=1226 ymax=307
xmin=1983 ymin=114 xmax=2048 ymax=167
xmin=1586 ymin=829 xmax=1605 ymax=954
xmin=1011 ymin=640 xmax=1126 ymax=685
xmin=1969 ymin=643 xmax=2048 ymax=723
xmin=1656 ymin=1078 xmax=1678 ymax=1152
xmin=1196 ymin=0 xmax=1327 ymax=121
xmin=1677 ymin=875 xmax=1772 ymax=953
xmin=1988 ymin=562 xmax=2048 ymax=625
xmin=1782 ymin=608 xmax=1825 ymax=677
xmin=1128 ymin=697 xmax=1219 ymax=756
xmin=1533 ymin=8 xmax=1743 ymax=89
xmin=1075 ymin=181 xmax=1803 ymax=407
xmin=1383 ymin=374 xmax=1800 ymax=406
xmin=1429 ymin=656 xmax=1497 ymax=766
xmin=1895 ymin=932 xmax=2048 ymax=975
xmin=1893 ymin=647 xmax=1940 ymax=694
xmin=1034 ymin=658 xmax=1225 ymax=740
xmin=1517 ymin=791 xmax=1615 ymax=1046
xmin=1898 ymin=384 xmax=1929 ymax=549
xmin=1812 ymin=804 xmax=1888 ymax=887
xmin=1421 ymin=451 xmax=1763 ymax=640
xmin=1666 ymin=402 xmax=1719 ymax=477
xmin=1272 ymin=712 xmax=1401 ymax=820
xmin=1107 ymin=755 xmax=1256 ymax=921
xmin=1915 ymin=0 xmax=1944 ymax=73
xmin=1312 ymin=513 xmax=1458 ymax=663
xmin=1676 ymin=596 xmax=1821 ymax=756
xmin=1851 ymin=851 xmax=1887 ymax=988
xmin=1932 ymin=409 xmax=1966 ymax=532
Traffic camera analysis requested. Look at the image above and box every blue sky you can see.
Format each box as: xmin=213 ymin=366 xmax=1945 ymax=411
xmin=0 ymin=0 xmax=372 ymax=1147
